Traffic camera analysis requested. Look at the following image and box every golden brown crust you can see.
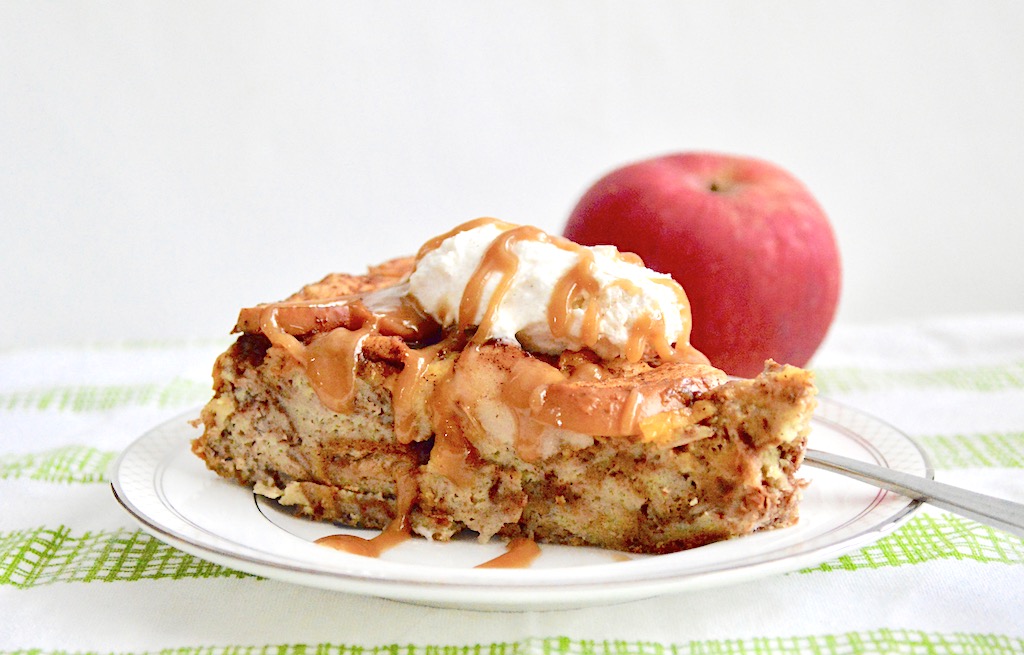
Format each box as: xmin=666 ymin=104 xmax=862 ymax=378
xmin=232 ymin=258 xmax=414 ymax=336
xmin=287 ymin=258 xmax=413 ymax=303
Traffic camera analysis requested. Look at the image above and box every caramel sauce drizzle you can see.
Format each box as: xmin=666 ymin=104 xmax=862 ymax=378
xmin=624 ymin=313 xmax=660 ymax=363
xmin=458 ymin=226 xmax=546 ymax=338
xmin=414 ymin=217 xmax=517 ymax=262
xmin=260 ymin=305 xmax=309 ymax=364
xmin=474 ymin=538 xmax=541 ymax=569
xmin=425 ymin=357 xmax=479 ymax=487
xmin=503 ymin=355 xmax=570 ymax=460
xmin=304 ymin=325 xmax=373 ymax=412
xmin=504 ymin=352 xmax=568 ymax=411
xmin=420 ymin=217 xmax=699 ymax=365
xmin=315 ymin=468 xmax=418 ymax=557
xmin=258 ymin=283 xmax=439 ymax=414
xmin=549 ymin=248 xmax=602 ymax=349
xmin=618 ymin=388 xmax=644 ymax=435
xmin=391 ymin=347 xmax=434 ymax=444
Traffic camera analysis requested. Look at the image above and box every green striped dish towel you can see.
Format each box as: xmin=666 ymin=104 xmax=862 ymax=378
xmin=1 ymin=318 xmax=1022 ymax=653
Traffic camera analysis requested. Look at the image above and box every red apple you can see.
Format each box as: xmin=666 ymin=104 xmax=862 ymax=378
xmin=564 ymin=152 xmax=840 ymax=378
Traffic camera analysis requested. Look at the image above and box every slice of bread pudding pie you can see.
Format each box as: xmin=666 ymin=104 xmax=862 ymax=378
xmin=192 ymin=218 xmax=815 ymax=555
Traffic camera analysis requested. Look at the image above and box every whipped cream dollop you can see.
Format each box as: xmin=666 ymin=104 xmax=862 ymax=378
xmin=408 ymin=218 xmax=699 ymax=362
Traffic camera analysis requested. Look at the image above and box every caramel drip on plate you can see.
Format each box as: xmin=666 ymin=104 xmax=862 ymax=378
xmin=474 ymin=538 xmax=541 ymax=569
xmin=314 ymin=468 xmax=418 ymax=558
xmin=314 ymin=520 xmax=410 ymax=558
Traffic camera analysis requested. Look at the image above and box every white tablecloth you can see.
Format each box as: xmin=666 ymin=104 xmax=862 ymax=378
xmin=2 ymin=315 xmax=1022 ymax=653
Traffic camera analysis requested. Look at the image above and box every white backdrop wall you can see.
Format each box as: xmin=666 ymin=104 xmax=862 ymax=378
xmin=3 ymin=2 xmax=1023 ymax=348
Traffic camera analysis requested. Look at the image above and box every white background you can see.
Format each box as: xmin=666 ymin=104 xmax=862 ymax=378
xmin=3 ymin=2 xmax=1023 ymax=348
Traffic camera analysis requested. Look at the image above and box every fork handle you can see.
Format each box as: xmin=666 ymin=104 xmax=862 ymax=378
xmin=804 ymin=448 xmax=1024 ymax=538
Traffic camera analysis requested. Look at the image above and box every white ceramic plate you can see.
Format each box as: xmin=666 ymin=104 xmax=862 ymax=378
xmin=111 ymin=398 xmax=929 ymax=610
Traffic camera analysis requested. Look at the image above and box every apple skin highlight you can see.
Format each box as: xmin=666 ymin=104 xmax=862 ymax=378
xmin=564 ymin=152 xmax=841 ymax=378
